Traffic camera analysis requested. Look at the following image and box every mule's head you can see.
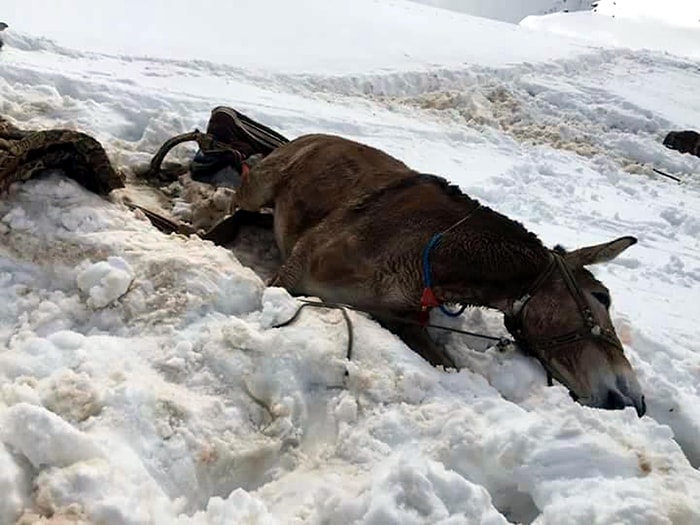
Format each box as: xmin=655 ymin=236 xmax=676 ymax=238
xmin=505 ymin=236 xmax=645 ymax=416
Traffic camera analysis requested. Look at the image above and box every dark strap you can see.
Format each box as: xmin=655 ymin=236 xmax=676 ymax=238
xmin=509 ymin=252 xmax=624 ymax=359
xmin=148 ymin=130 xmax=230 ymax=180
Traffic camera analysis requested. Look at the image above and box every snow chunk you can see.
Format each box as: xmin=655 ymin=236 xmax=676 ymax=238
xmin=314 ymin=453 xmax=507 ymax=524
xmin=76 ymin=257 xmax=134 ymax=308
xmin=48 ymin=330 xmax=87 ymax=350
xmin=40 ymin=369 xmax=103 ymax=423
xmin=33 ymin=458 xmax=179 ymax=525
xmin=179 ymin=489 xmax=278 ymax=525
xmin=2 ymin=206 xmax=35 ymax=231
xmin=0 ymin=442 xmax=27 ymax=524
xmin=0 ymin=403 xmax=102 ymax=468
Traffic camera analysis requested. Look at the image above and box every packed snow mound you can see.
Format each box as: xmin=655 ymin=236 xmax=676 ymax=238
xmin=411 ymin=0 xmax=591 ymax=23
xmin=594 ymin=0 xmax=700 ymax=28
xmin=522 ymin=10 xmax=700 ymax=59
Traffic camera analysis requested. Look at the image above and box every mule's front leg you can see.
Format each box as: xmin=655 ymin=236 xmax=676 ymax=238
xmin=268 ymin=225 xmax=356 ymax=297
xmin=267 ymin=239 xmax=309 ymax=293
xmin=268 ymin=260 xmax=304 ymax=291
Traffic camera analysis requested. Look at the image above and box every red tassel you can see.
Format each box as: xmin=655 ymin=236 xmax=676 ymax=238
xmin=420 ymin=287 xmax=440 ymax=309
xmin=419 ymin=287 xmax=440 ymax=325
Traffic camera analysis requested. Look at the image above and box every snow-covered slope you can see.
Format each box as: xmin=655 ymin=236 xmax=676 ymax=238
xmin=1 ymin=1 xmax=700 ymax=524
xmin=593 ymin=0 xmax=700 ymax=28
xmin=522 ymin=4 xmax=700 ymax=59
xmin=411 ymin=0 xmax=591 ymax=23
xmin=0 ymin=0 xmax=589 ymax=74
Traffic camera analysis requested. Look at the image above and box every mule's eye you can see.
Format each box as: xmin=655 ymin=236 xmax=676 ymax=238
xmin=592 ymin=292 xmax=611 ymax=309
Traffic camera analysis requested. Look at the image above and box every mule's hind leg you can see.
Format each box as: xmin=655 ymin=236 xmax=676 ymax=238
xmin=377 ymin=315 xmax=457 ymax=369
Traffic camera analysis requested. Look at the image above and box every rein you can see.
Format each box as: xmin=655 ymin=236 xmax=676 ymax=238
xmin=273 ymin=298 xmax=512 ymax=368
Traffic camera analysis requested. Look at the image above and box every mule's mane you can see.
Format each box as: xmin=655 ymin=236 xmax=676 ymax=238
xmin=350 ymin=172 xmax=544 ymax=249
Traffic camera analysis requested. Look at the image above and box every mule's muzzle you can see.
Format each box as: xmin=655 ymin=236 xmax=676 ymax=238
xmin=585 ymin=369 xmax=646 ymax=417
xmin=602 ymin=389 xmax=646 ymax=417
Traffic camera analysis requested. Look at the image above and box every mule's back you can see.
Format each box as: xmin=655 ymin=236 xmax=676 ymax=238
xmin=246 ymin=134 xmax=414 ymax=255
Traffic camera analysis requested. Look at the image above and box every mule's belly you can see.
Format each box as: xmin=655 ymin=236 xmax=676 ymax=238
xmin=296 ymin=248 xmax=418 ymax=313
xmin=298 ymin=277 xmax=413 ymax=313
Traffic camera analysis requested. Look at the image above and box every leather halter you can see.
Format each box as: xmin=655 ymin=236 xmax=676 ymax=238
xmin=505 ymin=251 xmax=624 ymax=366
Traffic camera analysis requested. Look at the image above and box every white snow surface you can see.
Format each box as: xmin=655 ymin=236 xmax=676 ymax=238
xmin=521 ymin=0 xmax=700 ymax=59
xmin=1 ymin=1 xmax=700 ymax=524
xmin=521 ymin=11 xmax=700 ymax=60
xmin=593 ymin=0 xmax=700 ymax=28
xmin=410 ymin=0 xmax=591 ymax=23
xmin=0 ymin=0 xmax=588 ymax=75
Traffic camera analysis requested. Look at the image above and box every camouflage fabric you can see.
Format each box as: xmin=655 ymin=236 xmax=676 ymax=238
xmin=0 ymin=116 xmax=124 ymax=196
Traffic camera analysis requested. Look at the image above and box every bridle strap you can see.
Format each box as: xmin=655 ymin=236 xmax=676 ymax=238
xmin=508 ymin=251 xmax=624 ymax=358
xmin=511 ymin=252 xmax=556 ymax=317
xmin=553 ymin=254 xmax=596 ymax=328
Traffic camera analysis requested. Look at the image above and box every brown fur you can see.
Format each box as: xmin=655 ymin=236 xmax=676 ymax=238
xmin=663 ymin=130 xmax=700 ymax=158
xmin=238 ymin=134 xmax=645 ymax=414
xmin=235 ymin=134 xmax=410 ymax=256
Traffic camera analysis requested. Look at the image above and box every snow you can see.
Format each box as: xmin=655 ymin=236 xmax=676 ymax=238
xmin=521 ymin=11 xmax=700 ymax=59
xmin=0 ymin=0 xmax=588 ymax=74
xmin=411 ymin=0 xmax=591 ymax=23
xmin=1 ymin=1 xmax=700 ymax=524
xmin=593 ymin=0 xmax=700 ymax=28
xmin=521 ymin=0 xmax=700 ymax=59
xmin=76 ymin=257 xmax=135 ymax=309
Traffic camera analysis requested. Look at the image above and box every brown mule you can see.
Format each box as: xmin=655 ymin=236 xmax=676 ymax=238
xmin=237 ymin=134 xmax=645 ymax=416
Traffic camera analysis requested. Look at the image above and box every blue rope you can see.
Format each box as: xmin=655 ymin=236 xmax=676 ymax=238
xmin=422 ymin=233 xmax=442 ymax=287
xmin=421 ymin=233 xmax=467 ymax=318
xmin=441 ymin=304 xmax=468 ymax=317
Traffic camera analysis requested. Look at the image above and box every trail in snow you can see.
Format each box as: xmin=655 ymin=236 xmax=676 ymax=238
xmin=1 ymin=7 xmax=700 ymax=525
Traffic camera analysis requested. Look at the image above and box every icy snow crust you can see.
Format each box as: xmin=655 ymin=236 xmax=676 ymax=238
xmin=1 ymin=0 xmax=700 ymax=523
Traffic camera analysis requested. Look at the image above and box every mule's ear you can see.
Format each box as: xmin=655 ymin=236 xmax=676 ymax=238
xmin=565 ymin=236 xmax=637 ymax=267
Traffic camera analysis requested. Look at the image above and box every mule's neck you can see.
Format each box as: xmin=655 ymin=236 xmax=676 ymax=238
xmin=430 ymin=236 xmax=551 ymax=314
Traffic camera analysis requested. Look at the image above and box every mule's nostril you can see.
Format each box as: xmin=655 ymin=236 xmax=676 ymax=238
xmin=614 ymin=373 xmax=646 ymax=417
xmin=637 ymin=395 xmax=647 ymax=418
xmin=604 ymin=389 xmax=628 ymax=411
